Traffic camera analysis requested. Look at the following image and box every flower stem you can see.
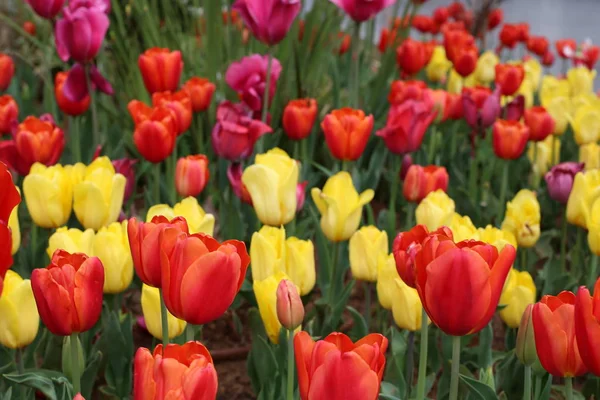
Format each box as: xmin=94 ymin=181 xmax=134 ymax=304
xmin=329 ymin=242 xmax=339 ymax=302
xmin=388 ymin=157 xmax=401 ymax=237
xmin=565 ymin=377 xmax=573 ymax=400
xmin=16 ymin=347 xmax=25 ymax=399
xmin=415 ymin=308 xmax=429 ymax=400
xmin=404 ymin=202 xmax=415 ymax=230
xmin=186 ymin=324 xmax=195 ymax=342
xmin=70 ymin=333 xmax=80 ymax=395
xmin=261 ymin=51 xmax=273 ymax=124
xmin=497 ymin=161 xmax=510 ymax=226
xmin=523 ymin=366 xmax=531 ymax=400
xmin=532 ymin=143 xmax=539 ymax=189
xmin=560 ymin=207 xmax=568 ymax=273
xmin=405 ymin=331 xmax=415 ymax=396
xmin=70 ymin=117 xmax=81 ymax=163
xmin=159 ymin=289 xmax=170 ymax=352
xmin=167 ymin=151 xmax=177 ymax=205
xmin=286 ymin=330 xmax=295 ymax=400
xmin=350 ymin=22 xmax=361 ymax=108
xmin=534 ymin=375 xmax=542 ymax=400
xmin=364 ymin=282 xmax=371 ymax=331
xmin=589 ymin=254 xmax=598 ymax=289
xmin=154 ymin=163 xmax=161 ymax=204
xmin=84 ymin=65 xmax=99 ymax=147
xmin=449 ymin=336 xmax=461 ymax=400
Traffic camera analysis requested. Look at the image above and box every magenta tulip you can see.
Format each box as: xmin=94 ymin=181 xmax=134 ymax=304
xmin=62 ymin=63 xmax=113 ymax=102
xmin=330 ymin=0 xmax=396 ymax=22
xmin=545 ymin=162 xmax=585 ymax=204
xmin=233 ymin=0 xmax=301 ymax=46
xmin=462 ymin=86 xmax=501 ymax=130
xmin=225 ymin=55 xmax=282 ymax=112
xmin=26 ymin=0 xmax=66 ymax=19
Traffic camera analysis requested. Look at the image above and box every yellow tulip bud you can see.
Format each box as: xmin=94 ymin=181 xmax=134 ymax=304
xmin=47 ymin=227 xmax=94 ymax=258
xmin=448 ymin=213 xmax=478 ymax=242
xmin=391 ymin=278 xmax=427 ymax=332
xmin=254 ymin=272 xmax=299 ymax=344
xmin=0 ymin=270 xmax=39 ymax=348
xmin=527 ymin=135 xmax=560 ymax=176
xmin=477 ymin=225 xmax=518 ymax=252
xmin=474 ymin=51 xmax=499 ymax=84
xmin=73 ymin=157 xmax=126 ymax=231
xmin=146 ymin=197 xmax=215 ymax=235
xmin=93 ymin=221 xmax=133 ymax=294
xmin=376 ymin=253 xmax=399 ymax=310
xmin=250 ymin=225 xmax=286 ymax=282
xmin=425 ymin=46 xmax=452 ymax=83
xmin=566 ymin=170 xmax=600 ymax=228
xmin=242 ymin=148 xmax=299 ymax=226
xmin=567 ymin=66 xmax=596 ymax=97
xmin=447 ymin=68 xmax=476 ymax=94
xmin=540 ymin=76 xmax=571 ymax=100
xmin=571 ymin=104 xmax=600 ymax=145
xmin=349 ymin=226 xmax=389 ymax=282
xmin=499 ymin=269 xmax=536 ymax=328
xmin=501 ymin=190 xmax=541 ymax=248
xmin=8 ymin=199 xmax=19 ymax=255
xmin=311 ymin=172 xmax=374 ymax=242
xmin=141 ymin=284 xmax=186 ymax=340
xmin=285 ymin=237 xmax=315 ymax=296
xmin=23 ymin=163 xmax=75 ymax=228
xmin=580 ymin=142 xmax=600 ymax=171
xmin=542 ymin=95 xmax=571 ymax=136
xmin=416 ymin=189 xmax=455 ymax=231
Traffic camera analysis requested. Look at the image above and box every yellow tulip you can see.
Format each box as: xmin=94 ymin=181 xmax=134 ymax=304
xmin=425 ymin=46 xmax=452 ymax=83
xmin=311 ymin=172 xmax=374 ymax=242
xmin=391 ymin=278 xmax=427 ymax=332
xmin=474 ymin=51 xmax=499 ymax=84
xmin=567 ymin=66 xmax=596 ymax=96
xmin=349 ymin=226 xmax=388 ymax=282
xmin=499 ymin=269 xmax=536 ymax=328
xmin=542 ymin=95 xmax=572 ymax=136
xmin=254 ymin=272 xmax=299 ymax=344
xmin=527 ymin=135 xmax=560 ymax=176
xmin=242 ymin=148 xmax=299 ymax=226
xmin=580 ymin=142 xmax=600 ymax=171
xmin=448 ymin=213 xmax=478 ymax=242
xmin=571 ymin=93 xmax=600 ymax=115
xmin=571 ymin=104 xmax=600 ymax=145
xmin=376 ymin=253 xmax=399 ymax=310
xmin=477 ymin=225 xmax=518 ymax=252
xmin=146 ymin=197 xmax=215 ymax=235
xmin=517 ymin=78 xmax=534 ymax=109
xmin=416 ymin=189 xmax=455 ymax=231
xmin=8 ymin=199 xmax=19 ymax=255
xmin=23 ymin=163 xmax=75 ymax=228
xmin=523 ymin=58 xmax=543 ymax=91
xmin=141 ymin=284 xmax=186 ymax=340
xmin=540 ymin=75 xmax=570 ymax=100
xmin=566 ymin=170 xmax=600 ymax=228
xmin=250 ymin=225 xmax=286 ymax=282
xmin=73 ymin=157 xmax=126 ymax=231
xmin=447 ymin=68 xmax=476 ymax=94
xmin=0 ymin=270 xmax=39 ymax=349
xmin=285 ymin=237 xmax=315 ymax=296
xmin=93 ymin=221 xmax=133 ymax=294
xmin=47 ymin=227 xmax=94 ymax=258
xmin=501 ymin=190 xmax=541 ymax=248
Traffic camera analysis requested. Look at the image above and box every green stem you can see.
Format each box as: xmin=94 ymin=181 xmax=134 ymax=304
xmin=523 ymin=366 xmax=531 ymax=400
xmin=565 ymin=377 xmax=573 ymax=400
xmin=159 ymin=289 xmax=170 ymax=351
xmin=449 ymin=336 xmax=461 ymax=400
xmin=532 ymin=143 xmax=539 ymax=189
xmin=71 ymin=117 xmax=81 ymax=163
xmin=286 ymin=330 xmax=295 ymax=400
xmin=388 ymin=157 xmax=401 ymax=236
xmin=168 ymin=151 xmax=177 ymax=204
xmin=415 ymin=308 xmax=429 ymax=400
xmin=186 ymin=324 xmax=195 ymax=342
xmin=521 ymin=249 xmax=528 ymax=272
xmin=497 ymin=161 xmax=510 ymax=226
xmin=70 ymin=333 xmax=80 ymax=395
xmin=261 ymin=51 xmax=273 ymax=124
xmin=405 ymin=332 xmax=415 ymax=396
xmin=427 ymin=129 xmax=438 ymax=164
xmin=30 ymin=223 xmax=38 ymax=272
xmin=350 ymin=22 xmax=361 ymax=108
xmin=154 ymin=163 xmax=161 ymax=204
xmin=468 ymin=144 xmax=479 ymax=203
xmin=534 ymin=376 xmax=542 ymax=400
xmin=404 ymin=202 xmax=415 ymax=230
xmin=342 ymin=160 xmax=351 ymax=172
xmin=16 ymin=347 xmax=25 ymax=399
xmin=364 ymin=282 xmax=371 ymax=331
xmin=560 ymin=207 xmax=568 ymax=273
xmin=85 ymin=65 xmax=99 ymax=147
xmin=552 ymin=135 xmax=559 ymax=164
xmin=329 ymin=242 xmax=339 ymax=302
xmin=589 ymin=254 xmax=598 ymax=289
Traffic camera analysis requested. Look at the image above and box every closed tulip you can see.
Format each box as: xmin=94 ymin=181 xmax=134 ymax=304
xmin=425 ymin=46 xmax=452 ymax=83
xmin=183 ymin=77 xmax=216 ymax=112
xmin=152 ymin=90 xmax=192 ymax=135
xmin=403 ymin=165 xmax=449 ymax=203
xmin=276 ymin=279 xmax=304 ymax=331
xmin=492 ymin=120 xmax=530 ymax=160
xmin=285 ymin=237 xmax=315 ymax=296
xmin=524 ymin=106 xmax=555 ymax=142
xmin=25 ymin=0 xmax=65 ymax=19
xmin=47 ymin=227 xmax=94 ymax=258
xmin=160 ymin=231 xmax=250 ymax=324
xmin=449 ymin=213 xmax=478 ymax=242
xmin=556 ymin=38 xmax=577 ymax=59
xmin=242 ymin=148 xmax=299 ymax=226
xmin=396 ymin=38 xmax=428 ymax=76
xmin=225 ymin=54 xmax=282 ymax=112
xmin=476 ymin=225 xmax=517 ymax=252
xmin=321 ymin=108 xmax=374 ymax=161
xmin=55 ymin=72 xmax=90 ymax=116
xmin=575 ymin=280 xmax=600 ymax=375
xmin=349 ymin=226 xmax=388 ymax=282
xmin=587 ymin=199 xmax=600 ymax=255
xmin=250 ymin=225 xmax=286 ymax=282
xmin=572 ymin=104 xmax=600 ymax=145
xmin=138 ymin=48 xmax=183 ymax=94
xmin=233 ymin=0 xmax=301 ymax=45
xmin=412 ymin=15 xmax=434 ymax=34
xmin=545 ymin=162 xmax=585 ymax=204
xmin=24 ymin=163 xmax=76 ymax=228
xmin=524 ymin=58 xmax=543 ymax=90
xmin=377 ymin=254 xmax=400 ymax=310
xmin=31 ymin=250 xmax=104 ymax=335
xmin=73 ymin=156 xmax=126 ymax=231
xmin=516 ymin=304 xmax=543 ymax=369
xmin=388 ymin=80 xmax=428 ymax=105
xmin=133 ymin=342 xmax=218 ymax=399
xmin=527 ymin=35 xmax=549 ymax=57
xmin=566 ymin=170 xmax=600 ymax=228
xmin=0 ymin=270 xmax=39 ymax=348
xmin=580 ymin=142 xmax=600 ymax=170
xmin=533 ymin=291 xmax=588 ymax=377
xmin=499 ymin=24 xmax=520 ymax=49
xmin=55 ymin=2 xmax=109 ymax=63
xmin=501 ymin=190 xmax=541 ymax=248
xmin=0 ymin=95 xmax=18 ymax=134
xmin=140 ymin=284 xmax=186 ymax=340
xmin=474 ymin=51 xmax=499 ymax=84
xmin=311 ymin=172 xmax=374 ymax=242
xmin=391 ymin=277 xmax=427 ymax=332
xmin=415 ymin=189 xmax=455 ymax=231
xmin=295 ymin=331 xmax=388 ymax=400
xmin=462 ymin=85 xmax=501 ymax=129
xmin=254 ymin=272 xmax=298 ymax=343
xmin=540 ymin=75 xmax=571 ymax=102
xmin=451 ymin=45 xmax=479 ymax=78
xmin=499 ymin=269 xmax=536 ymax=328
xmin=147 ymin=197 xmax=215 ymax=236
xmin=329 ymin=0 xmax=395 ymax=22
xmin=0 ymin=53 xmax=14 ymax=91
xmin=542 ymin=95 xmax=571 ymax=136
xmin=129 ymin=101 xmax=177 ymax=163
xmin=283 ymin=98 xmax=318 ymax=140
xmin=495 ymin=63 xmax=525 ymax=96
xmin=93 ymin=221 xmax=133 ymax=294
xmin=567 ymin=66 xmax=596 ymax=97
xmin=175 ymin=155 xmax=210 ymax=198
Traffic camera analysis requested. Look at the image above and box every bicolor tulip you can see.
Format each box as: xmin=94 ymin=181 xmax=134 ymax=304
xmin=321 ymin=108 xmax=374 ymax=161
xmin=349 ymin=226 xmax=388 ymax=282
xmin=524 ymin=106 xmax=555 ymax=142
xmin=225 ymin=54 xmax=282 ymax=112
xmin=0 ymin=53 xmax=14 ymax=91
xmin=276 ymin=279 xmax=304 ymax=331
xmin=329 ymin=0 xmax=395 ymax=22
xmin=283 ymin=98 xmax=318 ymax=140
xmin=415 ymin=189 xmax=455 ymax=231
xmin=0 ymin=270 xmax=39 ymax=349
xmin=499 ymin=269 xmax=536 ymax=328
xmin=183 ymin=77 xmax=216 ymax=112
xmin=566 ymin=169 xmax=600 ymax=228
xmin=233 ymin=0 xmax=301 ymax=45
xmin=403 ymin=165 xmax=449 ymax=203
xmin=147 ymin=197 xmax=215 ymax=236
xmin=545 ymin=162 xmax=585 ymax=204
xmin=0 ymin=95 xmax=18 ymax=134
xmin=501 ymin=189 xmax=541 ymax=248
xmin=175 ymin=155 xmax=210 ymax=198
xmin=140 ymin=284 xmax=186 ymax=340
xmin=495 ymin=63 xmax=525 ymax=96
xmin=55 ymin=72 xmax=90 ymax=116
xmin=138 ymin=48 xmax=183 ymax=94
xmin=575 ymin=280 xmax=600 ymax=375
xmin=492 ymin=120 xmax=530 ymax=160
xmin=129 ymin=101 xmax=178 ymax=163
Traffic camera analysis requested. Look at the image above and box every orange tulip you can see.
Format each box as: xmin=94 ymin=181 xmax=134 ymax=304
xmin=492 ymin=119 xmax=530 ymax=160
xmin=495 ymin=64 xmax=525 ymax=96
xmin=11 ymin=116 xmax=65 ymax=175
xmin=152 ymin=90 xmax=192 ymax=135
xmin=415 ymin=237 xmax=516 ymax=336
xmin=378 ymin=28 xmax=397 ymax=53
xmin=31 ymin=250 xmax=104 ymax=336
xmin=575 ymin=280 xmax=600 ymax=375
xmin=160 ymin=231 xmax=250 ymax=325
xmin=175 ymin=155 xmax=210 ymax=197
xmin=128 ymin=100 xmax=178 ymax=163
xmin=321 ymin=108 xmax=374 ymax=161
xmin=294 ymin=331 xmax=388 ymax=400
xmin=403 ymin=165 xmax=449 ymax=203
xmin=396 ymin=38 xmax=428 ymax=76
xmin=183 ymin=77 xmax=216 ymax=112
xmin=388 ymin=80 xmax=427 ymax=105
xmin=0 ymin=53 xmax=14 ymax=91
xmin=282 ymin=98 xmax=318 ymax=140
xmin=133 ymin=342 xmax=218 ymax=400
xmin=54 ymin=72 xmax=90 ymax=116
xmin=138 ymin=48 xmax=183 ymax=94
xmin=0 ymin=95 xmax=18 ymax=134
xmin=524 ymin=106 xmax=555 ymax=142
xmin=533 ymin=291 xmax=588 ymax=377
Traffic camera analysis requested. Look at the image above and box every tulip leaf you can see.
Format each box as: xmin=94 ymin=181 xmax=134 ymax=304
xmin=346 ymin=305 xmax=368 ymax=339
xmin=378 ymin=394 xmax=402 ymax=400
xmin=478 ymin=323 xmax=493 ymax=369
xmin=4 ymin=370 xmax=73 ymax=400
xmin=459 ymin=373 xmax=498 ymax=400
xmin=81 ymin=350 xmax=103 ymax=400
xmin=0 ymin=387 xmax=12 ymax=400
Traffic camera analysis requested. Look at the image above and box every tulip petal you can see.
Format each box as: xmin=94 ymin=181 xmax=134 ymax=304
xmin=31 ymin=269 xmax=73 ymax=336
xmin=533 ymin=302 xmax=570 ymax=376
xmin=133 ymin=347 xmax=157 ymax=400
xmin=154 ymin=357 xmax=188 ymax=398
xmin=73 ymin=256 xmax=104 ymax=332
xmin=90 ymin=66 xmax=114 ymax=95
xmin=182 ymin=363 xmax=218 ymax=400
xmin=294 ymin=331 xmax=316 ymax=400
xmin=73 ymin=181 xmax=108 ymax=231
xmin=54 ymin=19 xmax=71 ymax=62
xmin=242 ymin=164 xmax=282 ymax=226
xmin=575 ymin=287 xmax=600 ymax=375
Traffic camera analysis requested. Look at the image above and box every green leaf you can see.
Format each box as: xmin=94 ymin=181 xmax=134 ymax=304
xmin=81 ymin=351 xmax=103 ymax=400
xmin=4 ymin=370 xmax=73 ymax=400
xmin=478 ymin=323 xmax=493 ymax=369
xmin=459 ymin=373 xmax=498 ymax=400
xmin=347 ymin=306 xmax=368 ymax=339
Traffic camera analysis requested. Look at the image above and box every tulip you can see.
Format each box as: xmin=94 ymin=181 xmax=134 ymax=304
xmin=329 ymin=0 xmax=395 ymax=22
xmin=211 ymin=101 xmax=272 ymax=160
xmin=556 ymin=38 xmax=576 ymax=58
xmin=0 ymin=53 xmax=14 ymax=91
xmin=55 ymin=72 xmax=90 ymax=116
xmin=0 ymin=270 xmax=39 ymax=349
xmin=91 ymin=221 xmax=133 ymax=294
xmin=526 ymin=135 xmax=560 ymax=177
xmin=47 ymin=227 xmax=94 ymax=258
xmin=296 ymin=181 xmax=308 ymax=211
xmin=524 ymin=106 xmax=555 ymax=142
xmin=24 ymin=163 xmax=77 ymax=228
xmin=276 ymin=279 xmax=304 ymax=331
xmin=532 ymin=291 xmax=588 ymax=377
xmin=542 ymin=95 xmax=571 ymax=136
xmin=233 ymin=0 xmax=301 ymax=45
xmin=141 ymin=284 xmax=186 ymax=340
xmin=542 ymin=51 xmax=555 ymax=67
xmin=499 ymin=269 xmax=536 ymax=328
xmin=183 ymin=77 xmax=216 ymax=112
xmin=250 ymin=225 xmax=286 ymax=282
xmin=349 ymin=226 xmax=388 ymax=282
xmin=147 ymin=197 xmax=215 ymax=236
xmin=26 ymin=0 xmax=65 ymax=19
xmin=60 ymin=62 xmax=113 ymax=103
xmin=415 ymin=189 xmax=455 ymax=231
xmin=540 ymin=75 xmax=571 ymax=101
xmin=0 ymin=95 xmax=18 ymax=134
xmin=571 ymin=104 xmax=600 ymax=145
xmin=396 ymin=38 xmax=428 ymax=76
xmin=451 ymin=46 xmax=479 ymax=78
xmin=499 ymin=24 xmax=519 ymax=49
xmin=295 ymin=331 xmax=388 ymax=400
xmin=516 ymin=304 xmax=543 ymax=369
xmin=580 ymin=143 xmax=600 ymax=171
xmin=425 ymin=46 xmax=452 ymax=83
xmin=227 ymin=163 xmax=253 ymax=204
xmin=566 ymin=170 xmax=600 ymax=228
xmin=568 ymin=66 xmax=596 ymax=96
xmin=575 ymin=280 xmax=600 ymax=375
xmin=73 ymin=156 xmax=126 ymax=231
xmin=55 ymin=3 xmax=109 ymax=63
xmin=492 ymin=120 xmax=530 ymax=160
xmin=129 ymin=102 xmax=178 ymax=163
xmin=8 ymin=199 xmax=19 ymax=255
xmin=527 ymin=36 xmax=549 ymax=57
xmin=133 ymin=342 xmax=218 ymax=399
xmin=415 ymin=237 xmax=516 ymax=336
xmin=311 ymin=172 xmax=374 ymax=242
xmin=495 ymin=64 xmax=525 ymax=96
xmin=449 ymin=213 xmax=478 ymax=242
xmin=175 ymin=155 xmax=210 ymax=198
xmin=391 ymin=277 xmax=427 ymax=332
xmin=321 ymin=108 xmax=374 ymax=161
xmin=411 ymin=15 xmax=434 ymax=34
xmin=31 ymin=250 xmax=104 ymax=335
xmin=582 ymin=43 xmax=600 ymax=70
xmin=285 ymin=237 xmax=315 ymax=296
xmin=283 ymin=98 xmax=318 ymax=140
xmin=545 ymin=162 xmax=585 ymax=204
xmin=388 ymin=80 xmax=428 ymax=105
xmin=152 ymin=90 xmax=192 ymax=135
xmin=477 ymin=225 xmax=517 ymax=252
xmin=523 ymin=58 xmax=543 ymax=89
xmin=138 ymin=48 xmax=183 ymax=94
xmin=462 ymin=86 xmax=501 ymax=129
xmin=254 ymin=272 xmax=298 ymax=343
xmin=403 ymin=165 xmax=449 ymax=203
xmin=501 ymin=190 xmax=541 ymax=248
xmin=160 ymin=231 xmax=250 ymax=325
xmin=242 ymin=148 xmax=299 ymax=226
xmin=22 ymin=20 xmax=35 ymax=36
xmin=376 ymin=254 xmax=400 ymax=310
xmin=473 ymin=51 xmax=499 ymax=84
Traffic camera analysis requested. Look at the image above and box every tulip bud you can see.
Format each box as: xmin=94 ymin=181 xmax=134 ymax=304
xmin=282 ymin=99 xmax=318 ymax=140
xmin=23 ymin=21 xmax=36 ymax=36
xmin=73 ymin=394 xmax=85 ymax=400
xmin=175 ymin=155 xmax=210 ymax=198
xmin=276 ymin=279 xmax=304 ymax=330
xmin=516 ymin=305 xmax=540 ymax=367
xmin=0 ymin=95 xmax=18 ymax=134
xmin=403 ymin=165 xmax=449 ymax=203
xmin=138 ymin=48 xmax=183 ymax=94
xmin=296 ymin=181 xmax=308 ymax=212
xmin=62 ymin=335 xmax=85 ymax=383
xmin=545 ymin=162 xmax=585 ymax=204
xmin=183 ymin=77 xmax=216 ymax=112
xmin=0 ymin=53 xmax=15 ymax=91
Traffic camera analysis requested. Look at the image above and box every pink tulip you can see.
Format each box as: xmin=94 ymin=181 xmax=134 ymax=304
xmin=113 ymin=158 xmax=137 ymax=202
xmin=26 ymin=0 xmax=65 ymax=19
xmin=330 ymin=0 xmax=396 ymax=22
xmin=225 ymin=55 xmax=282 ymax=112
xmin=545 ymin=162 xmax=585 ymax=204
xmin=227 ymin=162 xmax=253 ymax=205
xmin=462 ymin=86 xmax=501 ymax=130
xmin=233 ymin=0 xmax=301 ymax=45
xmin=62 ymin=63 xmax=113 ymax=102
xmin=296 ymin=181 xmax=308 ymax=211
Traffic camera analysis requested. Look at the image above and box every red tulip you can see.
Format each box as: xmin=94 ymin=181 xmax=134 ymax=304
xmin=0 ymin=161 xmax=19 ymax=292
xmin=128 ymin=101 xmax=178 ymax=163
xmin=55 ymin=72 xmax=90 ymax=116
xmin=526 ymin=36 xmax=549 ymax=57
xmin=403 ymin=165 xmax=449 ymax=203
xmin=337 ymin=33 xmax=352 ymax=55
xmin=581 ymin=44 xmax=600 ymax=70
xmin=152 ymin=90 xmax=192 ymax=135
xmin=23 ymin=21 xmax=36 ymax=35
xmin=575 ymin=280 xmax=600 ymax=375
xmin=321 ymin=108 xmax=374 ymax=161
xmin=499 ymin=24 xmax=519 ymax=49
xmin=396 ymin=38 xmax=428 ymax=76
xmin=492 ymin=119 xmax=530 ymax=160
xmin=533 ymin=291 xmax=588 ymax=377
xmin=378 ymin=28 xmax=397 ymax=53
xmin=183 ymin=77 xmax=216 ymax=112
xmin=31 ymin=250 xmax=104 ymax=336
xmin=447 ymin=92 xmax=464 ymax=120
xmin=175 ymin=155 xmax=210 ymax=197
xmin=515 ymin=23 xmax=529 ymax=42
xmin=556 ymin=39 xmax=576 ymax=59
xmin=453 ymin=45 xmax=478 ymax=77
xmin=542 ymin=51 xmax=555 ymax=67
xmin=295 ymin=331 xmax=388 ymax=400
xmin=495 ymin=64 xmax=525 ymax=96
xmin=0 ymin=53 xmax=15 ymax=92
xmin=447 ymin=1 xmax=465 ymax=19
xmin=524 ymin=106 xmax=555 ymax=142
xmin=138 ymin=48 xmax=183 ymax=94
xmin=388 ymin=80 xmax=428 ymax=105
xmin=411 ymin=15 xmax=434 ymax=34
xmin=433 ymin=7 xmax=449 ymax=25
xmin=0 ymin=95 xmax=18 ymax=134
xmin=283 ymin=98 xmax=318 ymax=140
xmin=487 ymin=8 xmax=503 ymax=31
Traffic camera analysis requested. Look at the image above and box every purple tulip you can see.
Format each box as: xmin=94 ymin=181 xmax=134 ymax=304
xmin=330 ymin=0 xmax=396 ymax=22
xmin=463 ymin=86 xmax=501 ymax=130
xmin=505 ymin=95 xmax=525 ymax=121
xmin=400 ymin=154 xmax=413 ymax=180
xmin=545 ymin=162 xmax=585 ymax=204
xmin=55 ymin=2 xmax=109 ymax=63
xmin=113 ymin=158 xmax=137 ymax=202
xmin=233 ymin=0 xmax=301 ymax=46
xmin=69 ymin=0 xmax=111 ymax=13
xmin=26 ymin=0 xmax=65 ymax=19
xmin=62 ymin=63 xmax=113 ymax=102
